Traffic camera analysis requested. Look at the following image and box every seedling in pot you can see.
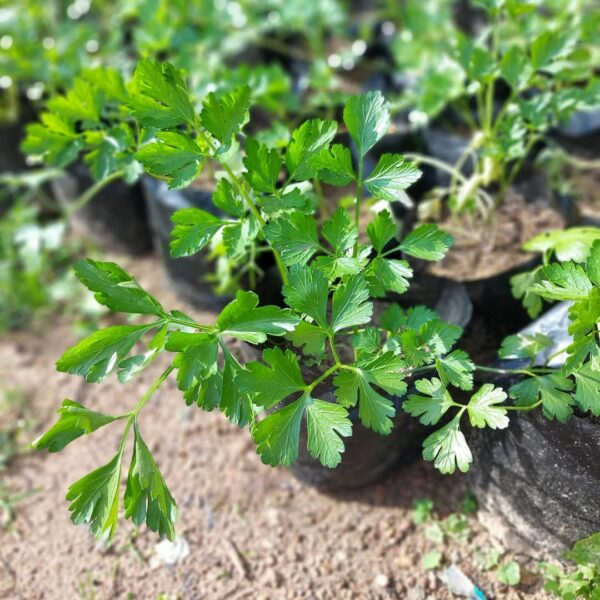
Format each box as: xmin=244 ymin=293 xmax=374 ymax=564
xmin=30 ymin=63 xmax=600 ymax=544
xmin=393 ymin=1 xmax=600 ymax=226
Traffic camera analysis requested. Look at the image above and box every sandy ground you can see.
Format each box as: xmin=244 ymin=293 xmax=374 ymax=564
xmin=0 ymin=255 xmax=554 ymax=600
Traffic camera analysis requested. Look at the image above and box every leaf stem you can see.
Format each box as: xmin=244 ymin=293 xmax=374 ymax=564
xmin=120 ymin=365 xmax=175 ymax=451
xmin=353 ymin=156 xmax=364 ymax=257
xmin=306 ymin=364 xmax=340 ymax=393
xmin=64 ymin=170 xmax=126 ymax=219
xmin=403 ymin=153 xmax=469 ymax=184
xmin=503 ymin=400 xmax=543 ymax=411
xmin=473 ymin=365 xmax=555 ymax=376
xmin=199 ymin=132 xmax=289 ymax=286
xmin=328 ymin=334 xmax=342 ymax=365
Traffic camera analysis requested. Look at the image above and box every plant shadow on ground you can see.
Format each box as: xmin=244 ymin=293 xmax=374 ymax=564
xmin=317 ymin=455 xmax=467 ymax=514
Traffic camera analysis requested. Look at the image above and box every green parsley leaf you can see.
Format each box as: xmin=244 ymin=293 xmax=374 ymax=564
xmin=311 ymin=144 xmax=356 ymax=185
xmin=46 ymin=77 xmax=102 ymax=123
xmin=283 ymin=265 xmax=329 ymax=330
xmin=365 ymin=153 xmax=421 ymax=202
xmin=565 ymin=531 xmax=600 ymax=567
xmin=436 ymin=350 xmax=475 ymax=391
xmin=83 ymin=125 xmax=134 ymax=181
xmin=420 ymin=320 xmax=463 ymax=355
xmin=400 ymin=329 xmax=432 ymax=367
xmin=573 ymin=362 xmax=600 ymax=416
xmin=259 ymin=188 xmax=316 ymax=217
xmin=217 ymin=290 xmax=299 ymax=343
xmin=118 ymin=326 xmax=168 ymax=384
xmin=220 ymin=349 xmax=253 ymax=427
xmin=286 ymin=320 xmax=327 ymax=358
xmin=201 ymin=86 xmax=251 ymax=147
xmin=510 ymin=270 xmax=543 ymax=318
xmin=322 ymin=207 xmax=357 ymax=255
xmin=333 ymin=369 xmax=396 ymax=434
xmin=531 ymin=30 xmax=575 ymax=70
xmin=66 ymin=450 xmax=123 ymax=538
xmin=212 ymin=178 xmax=244 ymax=217
xmin=57 ymin=324 xmax=158 ymax=383
xmin=73 ymin=259 xmax=164 ymax=316
xmin=422 ymin=416 xmax=472 ymax=474
xmin=531 ymin=263 xmax=593 ymax=301
xmin=399 ymin=224 xmax=453 ymax=261
xmin=136 ymin=131 xmax=205 ymax=190
xmin=523 ymin=227 xmax=600 ymax=264
xmin=169 ymin=208 xmax=224 ymax=258
xmin=404 ymin=378 xmax=453 ymax=425
xmin=586 ymin=240 xmax=600 ymax=287
xmin=22 ymin=114 xmax=81 ymax=167
xmin=343 ymin=91 xmax=390 ymax=156
xmin=510 ymin=374 xmax=574 ymax=421
xmin=285 ymin=118 xmax=337 ymax=181
xmin=128 ymin=60 xmax=195 ymax=128
xmin=252 ymin=395 xmax=308 ymax=466
xmin=366 ymin=257 xmax=413 ymax=296
xmin=500 ymin=46 xmax=531 ymax=89
xmin=34 ymin=400 xmax=122 ymax=452
xmin=498 ymin=333 xmax=553 ymax=360
xmin=367 ymin=210 xmax=397 ymax=253
xmin=243 ymin=138 xmax=281 ymax=193
xmin=237 ymin=348 xmax=305 ymax=408
xmin=168 ymin=332 xmax=218 ymax=398
xmin=124 ymin=423 xmax=177 ymax=541
xmin=264 ymin=213 xmax=321 ymax=266
xmin=306 ymin=398 xmax=352 ymax=468
xmin=331 ymin=274 xmax=373 ymax=332
xmin=222 ymin=216 xmax=260 ymax=260
xmin=467 ymin=384 xmax=509 ymax=429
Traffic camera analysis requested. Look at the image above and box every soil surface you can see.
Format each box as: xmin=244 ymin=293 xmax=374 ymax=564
xmin=427 ymin=187 xmax=565 ymax=282
xmin=0 ymin=253 xmax=556 ymax=600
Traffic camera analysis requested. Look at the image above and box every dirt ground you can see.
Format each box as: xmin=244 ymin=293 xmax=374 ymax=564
xmin=0 ymin=254 xmax=555 ymax=600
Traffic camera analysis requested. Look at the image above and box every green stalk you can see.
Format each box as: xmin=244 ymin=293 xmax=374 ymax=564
xmin=306 ymin=363 xmax=340 ymax=394
xmin=64 ymin=170 xmax=126 ymax=219
xmin=404 ymin=153 xmax=470 ymax=185
xmin=503 ymin=400 xmax=543 ymax=411
xmin=353 ymin=156 xmax=364 ymax=257
xmin=197 ymin=131 xmax=289 ymax=286
xmin=120 ymin=365 xmax=175 ymax=451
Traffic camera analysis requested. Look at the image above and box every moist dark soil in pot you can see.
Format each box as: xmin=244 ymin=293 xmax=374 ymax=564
xmin=425 ymin=189 xmax=565 ymax=283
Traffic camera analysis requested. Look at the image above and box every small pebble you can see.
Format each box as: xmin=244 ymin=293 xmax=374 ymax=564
xmin=374 ymin=573 xmax=389 ymax=588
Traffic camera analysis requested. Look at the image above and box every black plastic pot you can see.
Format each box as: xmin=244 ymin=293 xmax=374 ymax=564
xmin=289 ymin=389 xmax=420 ymax=491
xmin=142 ymin=176 xmax=232 ymax=309
xmin=248 ymin=281 xmax=473 ymax=491
xmin=0 ymin=96 xmax=38 ymax=175
xmin=468 ymin=302 xmax=600 ymax=557
xmin=554 ymin=108 xmax=600 ymax=157
xmin=421 ymin=127 xmax=473 ymax=187
xmin=0 ymin=119 xmax=30 ymax=175
xmin=51 ymin=163 xmax=152 ymax=255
